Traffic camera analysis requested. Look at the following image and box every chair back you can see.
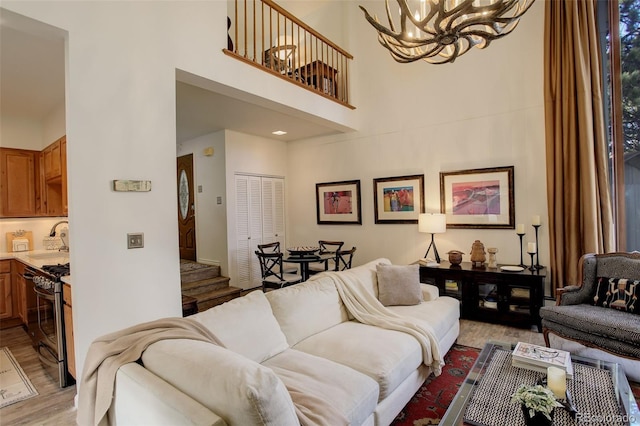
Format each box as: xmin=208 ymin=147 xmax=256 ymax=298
xmin=264 ymin=44 xmax=296 ymax=74
xmin=318 ymin=240 xmax=344 ymax=254
xmin=335 ymin=247 xmax=356 ymax=271
xmin=257 ymin=241 xmax=281 ymax=254
xmin=255 ymin=251 xmax=285 ymax=280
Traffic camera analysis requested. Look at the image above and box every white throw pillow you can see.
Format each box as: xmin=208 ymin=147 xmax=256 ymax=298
xmin=376 ymin=264 xmax=423 ymax=306
xmin=142 ymin=339 xmax=299 ymax=426
xmin=191 ymin=290 xmax=289 ymax=363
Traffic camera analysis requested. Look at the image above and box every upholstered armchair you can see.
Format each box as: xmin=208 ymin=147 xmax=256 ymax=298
xmin=539 ymin=252 xmax=640 ymax=362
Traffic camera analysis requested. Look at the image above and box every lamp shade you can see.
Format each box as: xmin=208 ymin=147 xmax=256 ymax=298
xmin=418 ymin=213 xmax=446 ymax=234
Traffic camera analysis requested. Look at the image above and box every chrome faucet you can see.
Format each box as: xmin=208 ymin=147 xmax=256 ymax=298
xmin=49 ymin=220 xmax=69 ymax=251
xmin=49 ymin=220 xmax=68 ymax=237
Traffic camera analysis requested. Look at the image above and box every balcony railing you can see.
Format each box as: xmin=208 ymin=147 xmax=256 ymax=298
xmin=224 ymin=0 xmax=354 ymax=108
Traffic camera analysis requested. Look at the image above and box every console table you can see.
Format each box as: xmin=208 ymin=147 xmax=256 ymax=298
xmin=419 ymin=262 xmax=546 ymax=331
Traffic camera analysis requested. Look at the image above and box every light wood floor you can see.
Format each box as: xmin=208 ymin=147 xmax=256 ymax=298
xmin=0 ymin=320 xmax=546 ymax=425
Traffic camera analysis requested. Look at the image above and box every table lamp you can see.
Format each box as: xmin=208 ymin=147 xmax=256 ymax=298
xmin=419 ymin=213 xmax=446 ymax=263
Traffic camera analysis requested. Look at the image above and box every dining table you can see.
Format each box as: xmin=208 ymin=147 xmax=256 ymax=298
xmin=284 ymin=246 xmax=334 ymax=281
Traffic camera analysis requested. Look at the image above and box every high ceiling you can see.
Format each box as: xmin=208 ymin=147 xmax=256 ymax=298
xmin=1 ymin=13 xmax=343 ymax=144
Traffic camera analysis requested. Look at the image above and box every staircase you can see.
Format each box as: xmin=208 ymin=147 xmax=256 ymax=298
xmin=180 ymin=259 xmax=242 ymax=313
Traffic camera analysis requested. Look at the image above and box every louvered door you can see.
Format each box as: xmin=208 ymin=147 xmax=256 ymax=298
xmin=262 ymin=177 xmax=286 ymax=248
xmin=235 ymin=175 xmax=285 ymax=289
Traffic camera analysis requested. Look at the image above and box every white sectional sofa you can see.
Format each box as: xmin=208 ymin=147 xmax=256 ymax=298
xmin=107 ymin=258 xmax=460 ymax=426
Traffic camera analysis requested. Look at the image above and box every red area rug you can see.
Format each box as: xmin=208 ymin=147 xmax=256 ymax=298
xmin=391 ymin=344 xmax=640 ymax=425
xmin=391 ymin=344 xmax=480 ymax=425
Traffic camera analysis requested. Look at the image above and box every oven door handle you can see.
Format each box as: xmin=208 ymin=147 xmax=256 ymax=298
xmin=34 ymin=286 xmax=56 ymax=301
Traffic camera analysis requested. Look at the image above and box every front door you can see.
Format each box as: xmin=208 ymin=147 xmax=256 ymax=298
xmin=177 ymin=154 xmax=196 ymax=260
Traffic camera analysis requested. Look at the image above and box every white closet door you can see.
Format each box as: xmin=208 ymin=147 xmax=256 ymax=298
xmin=235 ymin=175 xmax=264 ymax=289
xmin=248 ymin=176 xmax=263 ymax=287
xmin=261 ymin=177 xmax=286 ymax=248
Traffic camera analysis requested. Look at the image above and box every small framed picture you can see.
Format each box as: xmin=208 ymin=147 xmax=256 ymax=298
xmin=373 ymin=174 xmax=425 ymax=224
xmin=440 ymin=166 xmax=515 ymax=229
xmin=316 ymin=180 xmax=362 ymax=225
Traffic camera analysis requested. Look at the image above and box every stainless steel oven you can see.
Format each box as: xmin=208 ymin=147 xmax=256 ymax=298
xmin=26 ymin=264 xmax=73 ymax=388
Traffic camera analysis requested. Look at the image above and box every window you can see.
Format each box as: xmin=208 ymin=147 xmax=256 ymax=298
xmin=603 ymin=0 xmax=640 ymax=251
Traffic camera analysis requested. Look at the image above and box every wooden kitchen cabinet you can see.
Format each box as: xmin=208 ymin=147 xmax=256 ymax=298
xmin=0 ymin=136 xmax=67 ymax=218
xmin=43 ymin=137 xmax=63 ymax=180
xmin=61 ymin=137 xmax=68 ymax=215
xmin=14 ymin=260 xmax=37 ymax=327
xmin=0 ymin=148 xmax=40 ymax=217
xmin=0 ymin=261 xmax=12 ymax=320
xmin=43 ymin=136 xmax=67 ymax=216
xmin=63 ymin=283 xmax=75 ymax=379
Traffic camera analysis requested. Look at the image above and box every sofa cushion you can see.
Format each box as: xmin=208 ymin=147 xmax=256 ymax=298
xmin=292 ymin=321 xmax=422 ymax=400
xmin=540 ymin=304 xmax=640 ymax=357
xmin=262 ymin=349 xmax=379 ymax=426
xmin=142 ymin=339 xmax=299 ymax=426
xmin=593 ymin=277 xmax=639 ymax=314
xmin=377 ymin=264 xmax=423 ymax=306
xmin=266 ymin=278 xmax=349 ymax=346
xmin=347 ymin=258 xmax=392 ymax=299
xmin=191 ymin=290 xmax=289 ymax=363
xmin=386 ymin=295 xmax=460 ymax=343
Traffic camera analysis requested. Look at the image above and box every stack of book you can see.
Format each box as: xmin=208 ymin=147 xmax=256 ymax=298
xmin=418 ymin=258 xmax=440 ymax=267
xmin=511 ymin=342 xmax=573 ymax=377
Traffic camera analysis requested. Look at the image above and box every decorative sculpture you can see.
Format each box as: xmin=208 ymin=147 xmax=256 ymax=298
xmin=470 ymin=240 xmax=486 ymax=268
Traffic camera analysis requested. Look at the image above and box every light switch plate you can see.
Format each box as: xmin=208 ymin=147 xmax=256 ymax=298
xmin=127 ymin=233 xmax=144 ymax=249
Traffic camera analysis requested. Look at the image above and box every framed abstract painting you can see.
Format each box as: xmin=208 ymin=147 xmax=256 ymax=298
xmin=373 ymin=174 xmax=425 ymax=224
xmin=440 ymin=166 xmax=514 ymax=229
xmin=316 ymin=180 xmax=362 ymax=225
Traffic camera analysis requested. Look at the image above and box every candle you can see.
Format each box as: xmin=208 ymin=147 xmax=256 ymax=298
xmin=532 ymin=215 xmax=541 ymax=226
xmin=547 ymin=366 xmax=566 ymax=399
xmin=527 ymin=242 xmax=536 ymax=253
xmin=516 ymin=224 xmax=525 ymax=234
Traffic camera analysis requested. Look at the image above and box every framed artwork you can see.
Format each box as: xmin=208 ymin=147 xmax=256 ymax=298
xmin=316 ymin=180 xmax=362 ymax=225
xmin=440 ymin=166 xmax=515 ymax=229
xmin=373 ymin=174 xmax=425 ymax=224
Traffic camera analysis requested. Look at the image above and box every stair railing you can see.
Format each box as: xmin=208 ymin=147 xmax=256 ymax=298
xmin=224 ymin=0 xmax=354 ymax=108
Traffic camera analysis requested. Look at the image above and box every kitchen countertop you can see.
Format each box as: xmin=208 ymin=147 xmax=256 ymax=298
xmin=0 ymin=250 xmax=71 ymax=283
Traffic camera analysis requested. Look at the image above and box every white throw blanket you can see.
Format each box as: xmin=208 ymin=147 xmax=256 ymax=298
xmin=310 ymin=270 xmax=443 ymax=376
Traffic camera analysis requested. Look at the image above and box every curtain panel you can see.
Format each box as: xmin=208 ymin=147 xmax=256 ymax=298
xmin=543 ymin=0 xmax=614 ymax=293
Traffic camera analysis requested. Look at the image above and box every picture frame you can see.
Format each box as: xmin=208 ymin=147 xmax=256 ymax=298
xmin=373 ymin=174 xmax=425 ymax=224
xmin=316 ymin=180 xmax=362 ymax=225
xmin=440 ymin=166 xmax=514 ymax=229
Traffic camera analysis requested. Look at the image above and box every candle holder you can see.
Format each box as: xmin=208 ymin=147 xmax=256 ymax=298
xmin=528 ymin=251 xmax=536 ymax=271
xmin=517 ymin=232 xmax=526 ymax=267
xmin=533 ymin=224 xmax=543 ymax=269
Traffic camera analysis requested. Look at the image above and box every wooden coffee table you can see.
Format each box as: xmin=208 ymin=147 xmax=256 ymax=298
xmin=440 ymin=341 xmax=640 ymax=425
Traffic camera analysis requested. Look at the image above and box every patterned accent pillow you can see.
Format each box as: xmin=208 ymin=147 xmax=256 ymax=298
xmin=593 ymin=277 xmax=639 ymax=314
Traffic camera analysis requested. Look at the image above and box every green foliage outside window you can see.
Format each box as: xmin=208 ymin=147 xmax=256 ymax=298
xmin=620 ymin=0 xmax=640 ymax=154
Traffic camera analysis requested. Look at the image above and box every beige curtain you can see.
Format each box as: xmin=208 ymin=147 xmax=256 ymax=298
xmin=544 ymin=0 xmax=614 ymax=293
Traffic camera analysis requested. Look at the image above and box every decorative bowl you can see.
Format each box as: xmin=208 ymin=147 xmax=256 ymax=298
xmin=447 ymin=250 xmax=463 ymax=265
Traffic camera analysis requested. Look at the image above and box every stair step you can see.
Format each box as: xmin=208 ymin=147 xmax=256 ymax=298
xmin=181 ymin=276 xmax=230 ymax=295
xmin=195 ymin=286 xmax=243 ymax=312
xmin=180 ymin=260 xmax=220 ymax=284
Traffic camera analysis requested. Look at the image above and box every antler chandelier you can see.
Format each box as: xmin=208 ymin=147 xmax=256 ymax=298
xmin=359 ymin=0 xmax=535 ymax=64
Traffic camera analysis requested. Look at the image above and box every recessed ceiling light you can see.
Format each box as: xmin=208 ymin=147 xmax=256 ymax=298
xmin=272 ymin=130 xmax=287 ymax=136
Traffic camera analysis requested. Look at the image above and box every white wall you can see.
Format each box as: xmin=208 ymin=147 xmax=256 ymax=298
xmin=42 ymin=103 xmax=66 ymax=144
xmin=286 ymin=2 xmax=550 ymax=290
xmin=177 ymin=130 xmax=228 ymax=272
xmin=0 ymin=115 xmax=43 ymax=150
xmin=1 ymin=102 xmax=65 ymax=150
